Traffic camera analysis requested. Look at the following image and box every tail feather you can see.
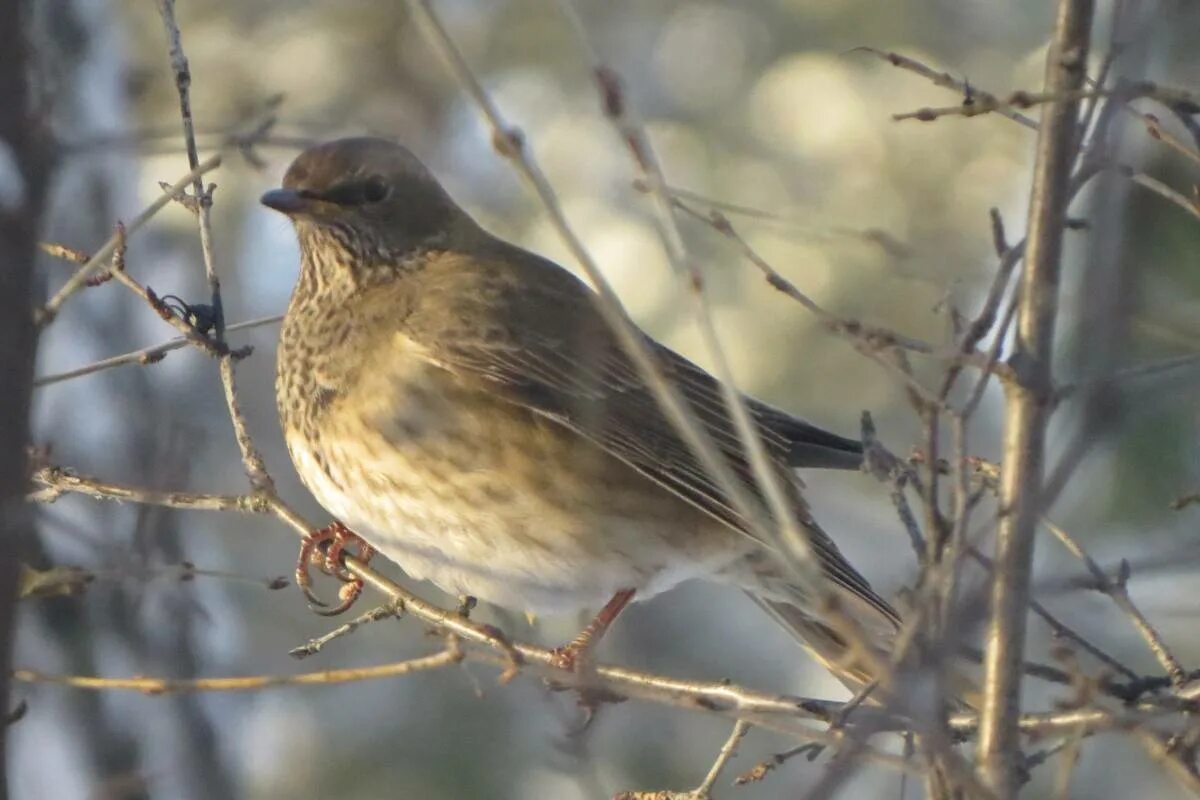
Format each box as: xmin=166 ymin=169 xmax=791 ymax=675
xmin=748 ymin=592 xmax=895 ymax=694
xmin=750 ymin=590 xmax=981 ymax=711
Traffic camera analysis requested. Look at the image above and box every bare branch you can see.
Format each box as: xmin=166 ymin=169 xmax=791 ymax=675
xmin=892 ymin=83 xmax=1200 ymax=126
xmin=288 ymin=604 xmax=402 ymax=660
xmin=673 ymin=201 xmax=954 ymax=408
xmin=156 ymin=0 xmax=273 ymax=492
xmin=1131 ymin=729 xmax=1200 ymax=797
xmin=690 ymin=720 xmax=751 ymax=799
xmin=13 ymin=648 xmax=461 ymax=693
xmin=850 ymin=47 xmax=1038 ymax=129
xmin=1121 ymin=167 xmax=1200 ymax=223
xmin=25 ymin=465 xmax=883 ymax=739
xmin=1138 ymin=111 xmax=1200 ymax=168
xmin=39 ymin=227 xmax=251 ymax=360
xmin=1042 ymin=517 xmax=1187 ymax=688
xmin=1053 ymin=352 xmax=1200 ymax=404
xmin=27 ymin=464 xmax=264 ymax=513
xmin=630 ymin=179 xmax=914 ymax=258
xmin=32 ymin=314 xmax=282 ymax=388
xmin=34 ymin=154 xmax=222 ymax=326
xmin=979 ymin=2 xmax=1094 ymax=794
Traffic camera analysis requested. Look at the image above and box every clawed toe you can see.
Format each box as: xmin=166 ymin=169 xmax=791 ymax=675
xmin=548 ymin=642 xmax=590 ymax=673
xmin=546 ymin=640 xmax=625 ymax=717
xmin=294 ymin=521 xmax=375 ymax=616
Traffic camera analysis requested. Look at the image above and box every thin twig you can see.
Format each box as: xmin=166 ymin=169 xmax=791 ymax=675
xmin=13 ymin=649 xmax=461 ymax=693
xmin=34 ymin=154 xmax=222 ymax=326
xmin=631 ymin=179 xmax=914 ymax=257
xmin=18 ymin=561 xmax=287 ymax=599
xmin=1138 ymin=111 xmax=1200 ymax=169
xmin=851 ymin=47 xmax=1038 ymax=129
xmin=940 ymin=212 xmax=1026 ymax=404
xmin=1131 ymin=729 xmax=1200 ymax=797
xmin=289 ymin=604 xmax=402 ymax=659
xmin=1042 ymin=516 xmax=1187 ymax=689
xmin=89 ymin=230 xmax=249 ymax=360
xmin=674 ymin=201 xmax=952 ymax=408
xmin=156 ymin=0 xmax=274 ymax=492
xmin=28 ymin=464 xmax=265 ymax=513
xmin=33 ymin=314 xmax=283 ymax=388
xmin=861 ymin=412 xmax=926 ymax=561
xmin=1122 ymin=168 xmax=1200 ymax=223
xmin=692 ymin=720 xmax=751 ymax=798
xmin=1054 ymin=352 xmax=1200 ymax=404
xmin=892 ymin=84 xmax=1199 ymax=125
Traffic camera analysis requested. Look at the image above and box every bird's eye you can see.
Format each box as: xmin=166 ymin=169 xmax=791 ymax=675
xmin=362 ymin=175 xmax=389 ymax=203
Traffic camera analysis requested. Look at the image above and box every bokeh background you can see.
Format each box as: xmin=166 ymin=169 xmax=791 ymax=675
xmin=13 ymin=0 xmax=1200 ymax=797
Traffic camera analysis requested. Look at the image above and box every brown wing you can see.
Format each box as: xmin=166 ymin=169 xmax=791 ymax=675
xmin=392 ymin=243 xmax=893 ymax=624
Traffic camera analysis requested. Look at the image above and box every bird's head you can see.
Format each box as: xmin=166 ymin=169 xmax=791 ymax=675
xmin=262 ymin=137 xmax=471 ymax=260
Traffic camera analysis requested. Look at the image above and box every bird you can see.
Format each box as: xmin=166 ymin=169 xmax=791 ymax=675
xmin=262 ymin=136 xmax=900 ymax=685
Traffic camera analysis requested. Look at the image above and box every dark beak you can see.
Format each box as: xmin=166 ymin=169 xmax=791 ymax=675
xmin=260 ymin=188 xmax=314 ymax=215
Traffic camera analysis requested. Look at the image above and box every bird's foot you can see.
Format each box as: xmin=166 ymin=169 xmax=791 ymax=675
xmin=545 ymin=641 xmax=626 ymax=720
xmin=547 ymin=588 xmax=636 ymax=673
xmin=295 ymin=521 xmax=376 ymax=616
xmin=544 ymin=589 xmax=637 ymax=717
xmin=548 ymin=641 xmax=590 ymax=673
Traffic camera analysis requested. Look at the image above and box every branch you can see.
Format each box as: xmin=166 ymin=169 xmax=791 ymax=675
xmin=616 ymin=720 xmax=751 ymax=799
xmin=34 ymin=154 xmax=222 ymax=326
xmin=18 ymin=561 xmax=287 ymax=599
xmin=1139 ymin=110 xmax=1200 ymax=169
xmin=672 ymin=200 xmax=954 ymax=409
xmin=0 ymin=0 xmax=47 ymax=789
xmin=851 ymin=47 xmax=1037 ymax=129
xmin=1042 ymin=517 xmax=1187 ymax=688
xmin=26 ymin=465 xmax=881 ymax=739
xmin=156 ymin=0 xmax=273 ymax=492
xmin=13 ymin=648 xmax=461 ymax=693
xmin=1120 ymin=166 xmax=1200 ymax=223
xmin=891 ymin=83 xmax=1200 ymax=125
xmin=978 ymin=2 xmax=1094 ymax=795
xmin=40 ymin=227 xmax=252 ymax=360
xmin=31 ymin=463 xmax=1198 ymax=763
xmin=630 ymin=179 xmax=914 ymax=258
xmin=1132 ymin=729 xmax=1200 ymax=797
xmin=32 ymin=314 xmax=282 ymax=388
xmin=941 ymin=211 xmax=1026 ymax=407
xmin=691 ymin=721 xmax=751 ymax=798
xmin=1053 ymin=352 xmax=1200 ymax=404
xmin=28 ymin=464 xmax=265 ymax=513
xmin=288 ymin=604 xmax=401 ymax=659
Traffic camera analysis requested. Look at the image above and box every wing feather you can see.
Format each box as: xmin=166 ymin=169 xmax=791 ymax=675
xmin=388 ymin=246 xmax=893 ymax=625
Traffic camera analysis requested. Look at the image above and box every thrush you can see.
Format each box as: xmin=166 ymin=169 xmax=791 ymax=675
xmin=263 ymin=137 xmax=900 ymax=683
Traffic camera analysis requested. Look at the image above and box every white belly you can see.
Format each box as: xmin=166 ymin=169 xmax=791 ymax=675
xmin=286 ymin=428 xmax=744 ymax=616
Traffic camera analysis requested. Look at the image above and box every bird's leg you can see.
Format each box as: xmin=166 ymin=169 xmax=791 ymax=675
xmin=549 ymin=588 xmax=636 ymax=672
xmin=455 ymin=595 xmax=477 ymax=618
xmin=294 ymin=521 xmax=376 ymax=616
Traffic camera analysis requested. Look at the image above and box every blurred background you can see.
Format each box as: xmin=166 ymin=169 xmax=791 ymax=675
xmin=12 ymin=0 xmax=1200 ymax=797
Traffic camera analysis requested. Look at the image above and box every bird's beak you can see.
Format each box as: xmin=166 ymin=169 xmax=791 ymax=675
xmin=260 ymin=188 xmax=315 ymax=216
